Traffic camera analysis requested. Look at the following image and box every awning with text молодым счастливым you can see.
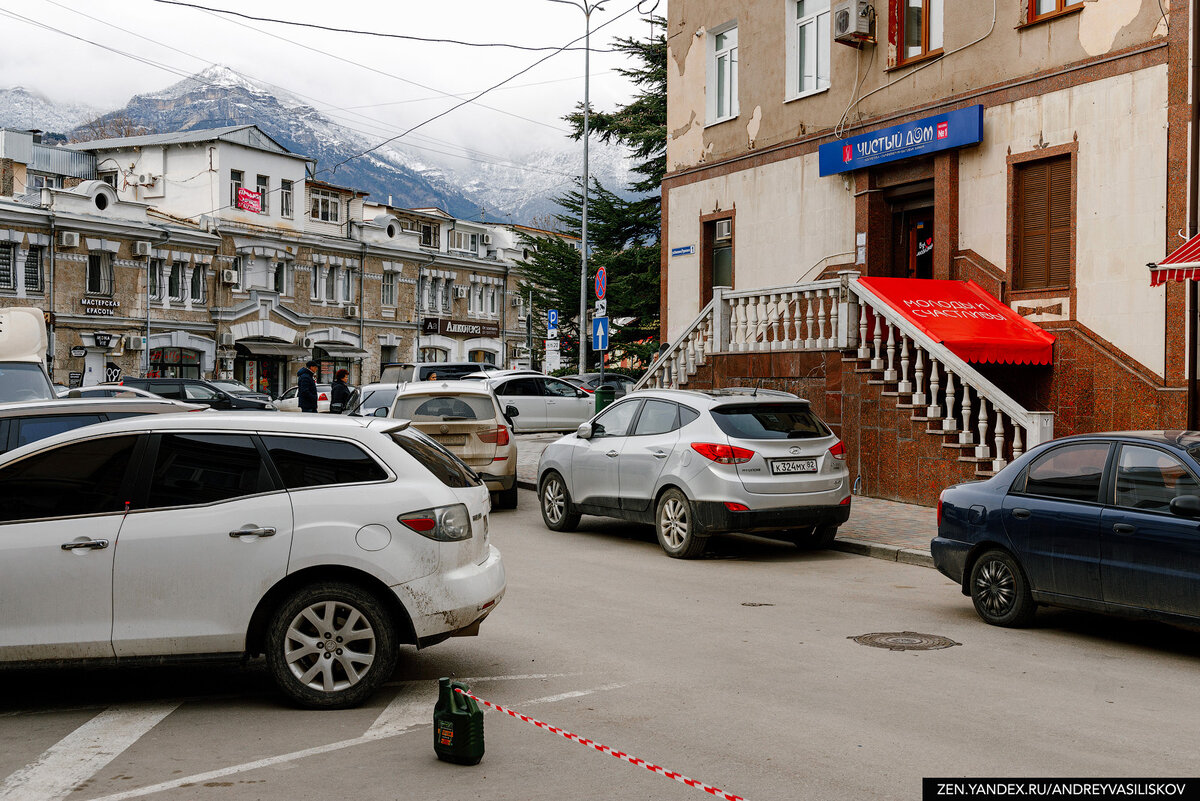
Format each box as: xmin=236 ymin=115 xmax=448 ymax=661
xmin=856 ymin=277 xmax=1055 ymax=366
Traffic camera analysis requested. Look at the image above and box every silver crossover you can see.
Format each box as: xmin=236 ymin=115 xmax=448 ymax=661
xmin=536 ymin=389 xmax=851 ymax=558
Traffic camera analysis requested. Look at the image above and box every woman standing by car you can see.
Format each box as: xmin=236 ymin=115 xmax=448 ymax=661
xmin=329 ymin=368 xmax=351 ymax=414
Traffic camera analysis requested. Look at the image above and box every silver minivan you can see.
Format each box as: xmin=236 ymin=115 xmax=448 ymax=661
xmin=536 ymin=389 xmax=851 ymax=558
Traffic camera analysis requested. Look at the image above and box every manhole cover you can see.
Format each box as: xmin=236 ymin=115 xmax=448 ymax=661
xmin=849 ymin=632 xmax=961 ymax=651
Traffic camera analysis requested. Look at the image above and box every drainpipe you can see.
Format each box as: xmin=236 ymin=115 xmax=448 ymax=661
xmin=359 ymin=234 xmax=367 ymax=384
xmin=47 ymin=210 xmax=56 ymax=380
xmin=501 ymin=263 xmax=510 ymax=367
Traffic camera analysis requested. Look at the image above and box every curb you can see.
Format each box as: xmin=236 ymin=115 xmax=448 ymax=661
xmin=513 ymin=484 xmax=935 ymax=569
xmin=832 ymin=537 xmax=935 ymax=568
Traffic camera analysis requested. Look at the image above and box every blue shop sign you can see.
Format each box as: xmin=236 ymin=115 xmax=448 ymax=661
xmin=818 ymin=105 xmax=984 ymax=177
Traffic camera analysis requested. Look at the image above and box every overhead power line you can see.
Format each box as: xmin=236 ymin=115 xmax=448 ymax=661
xmin=149 ymin=0 xmax=619 ymax=53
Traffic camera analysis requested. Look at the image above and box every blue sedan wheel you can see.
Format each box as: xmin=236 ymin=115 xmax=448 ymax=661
xmin=969 ymin=550 xmax=1036 ymax=627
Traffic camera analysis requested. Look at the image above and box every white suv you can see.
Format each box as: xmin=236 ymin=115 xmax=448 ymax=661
xmin=0 ymin=413 xmax=505 ymax=708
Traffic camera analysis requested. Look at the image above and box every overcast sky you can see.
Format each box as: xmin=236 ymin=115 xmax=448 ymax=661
xmin=0 ymin=0 xmax=655 ymax=158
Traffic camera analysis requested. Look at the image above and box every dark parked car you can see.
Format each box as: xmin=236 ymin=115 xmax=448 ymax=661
xmin=0 ymin=397 xmax=202 ymax=456
xmin=932 ymin=432 xmax=1200 ymax=628
xmin=563 ymin=372 xmax=638 ymax=397
xmin=118 ymin=377 xmax=274 ymax=411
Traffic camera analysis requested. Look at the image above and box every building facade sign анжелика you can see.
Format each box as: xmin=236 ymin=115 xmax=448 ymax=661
xmin=818 ymin=105 xmax=984 ymax=176
xmin=421 ymin=317 xmax=500 ymax=338
xmin=80 ymin=298 xmax=120 ymax=316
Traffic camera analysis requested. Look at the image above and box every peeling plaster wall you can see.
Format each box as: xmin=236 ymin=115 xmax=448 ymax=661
xmin=957 ymin=65 xmax=1167 ymax=375
xmin=665 ymin=151 xmax=855 ymax=340
xmin=666 ymin=0 xmax=1165 ymax=173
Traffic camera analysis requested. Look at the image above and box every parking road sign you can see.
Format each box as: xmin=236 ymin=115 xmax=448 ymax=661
xmin=591 ymin=316 xmax=609 ymax=351
xmin=595 ymin=267 xmax=606 ymax=300
xmin=548 ymin=309 xmax=559 ymax=328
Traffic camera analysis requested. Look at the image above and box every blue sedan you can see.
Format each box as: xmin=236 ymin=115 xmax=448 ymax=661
xmin=932 ymin=432 xmax=1200 ymax=628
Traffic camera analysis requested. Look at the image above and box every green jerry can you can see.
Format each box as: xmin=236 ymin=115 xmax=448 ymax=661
xmin=433 ymin=678 xmax=485 ymax=765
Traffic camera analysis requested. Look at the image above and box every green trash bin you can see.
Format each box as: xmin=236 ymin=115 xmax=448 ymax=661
xmin=594 ymin=384 xmax=616 ymax=413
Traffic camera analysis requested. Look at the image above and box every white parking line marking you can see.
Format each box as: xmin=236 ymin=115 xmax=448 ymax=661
xmin=0 ymin=702 xmax=179 ymax=801
xmin=522 ymin=683 xmax=628 ymax=705
xmin=84 ymin=683 xmax=627 ymax=801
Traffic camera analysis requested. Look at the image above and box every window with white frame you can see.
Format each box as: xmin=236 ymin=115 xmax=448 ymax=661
xmin=488 ymin=286 xmax=497 ymax=316
xmin=708 ymin=24 xmax=739 ymax=123
xmin=382 ymin=271 xmax=397 ymax=306
xmin=149 ymin=258 xmax=163 ymax=300
xmin=0 ymin=245 xmax=14 ymax=290
xmin=326 ymin=265 xmax=338 ymax=301
xmin=442 ymin=280 xmax=452 ymax=312
xmin=311 ymin=188 xmax=340 ymax=223
xmin=420 ymin=223 xmax=435 ymax=247
xmin=190 ymin=265 xmax=207 ymax=303
xmin=273 ymin=261 xmax=288 ymax=294
xmin=86 ymin=252 xmax=113 ymax=296
xmin=280 ymin=180 xmax=294 ymax=218
xmin=450 ymin=230 xmax=478 ymax=253
xmin=310 ymin=265 xmax=320 ymax=300
xmin=169 ymin=261 xmax=185 ymax=301
xmin=230 ymin=170 xmax=244 ymax=208
xmin=789 ymin=1 xmax=831 ymax=99
xmin=28 ymin=174 xmax=60 ymax=190
xmin=342 ymin=269 xmax=353 ymax=303
xmin=474 ymin=284 xmax=484 ymax=315
xmin=24 ymin=246 xmax=43 ymax=293
xmin=256 ymin=175 xmax=269 ymax=215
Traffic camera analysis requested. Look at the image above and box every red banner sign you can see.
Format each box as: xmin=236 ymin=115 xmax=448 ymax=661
xmin=858 ymin=277 xmax=1055 ymax=366
xmin=236 ymin=187 xmax=262 ymax=213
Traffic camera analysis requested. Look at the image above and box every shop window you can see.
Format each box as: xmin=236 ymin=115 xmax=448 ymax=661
xmin=895 ymin=0 xmax=943 ymax=64
xmin=707 ymin=23 xmax=739 ymax=123
xmin=86 ymin=252 xmax=114 ymax=296
xmin=148 ymin=347 xmax=201 ymax=379
xmin=468 ymin=349 xmax=497 ymax=365
xmin=1014 ymin=155 xmax=1072 ymax=292
xmin=1029 ymin=0 xmax=1083 ymax=23
xmin=280 ymin=180 xmax=294 ymax=218
xmin=24 ymin=246 xmax=43 ymax=293
xmin=190 ymin=265 xmax=207 ymax=303
xmin=420 ymin=347 xmax=449 ymax=363
xmin=788 ymin=0 xmax=831 ymax=99
xmin=0 ymin=244 xmax=14 ymax=291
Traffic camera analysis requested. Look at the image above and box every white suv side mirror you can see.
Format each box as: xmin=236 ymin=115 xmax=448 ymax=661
xmin=576 ymin=422 xmax=593 ymax=440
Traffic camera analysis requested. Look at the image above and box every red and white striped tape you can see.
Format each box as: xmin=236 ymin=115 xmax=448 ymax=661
xmin=454 ymin=687 xmax=746 ymax=801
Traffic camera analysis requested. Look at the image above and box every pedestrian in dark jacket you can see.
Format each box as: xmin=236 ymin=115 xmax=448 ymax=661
xmin=297 ymin=361 xmax=319 ymax=413
xmin=329 ymin=368 xmax=351 ymax=413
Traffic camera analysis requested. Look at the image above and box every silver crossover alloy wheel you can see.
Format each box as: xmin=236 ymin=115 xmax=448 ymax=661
xmin=659 ymin=497 xmax=689 ymax=549
xmin=543 ymin=477 xmax=565 ymax=524
xmin=974 ymin=558 xmax=1016 ymax=617
xmin=284 ymin=600 xmax=376 ymax=693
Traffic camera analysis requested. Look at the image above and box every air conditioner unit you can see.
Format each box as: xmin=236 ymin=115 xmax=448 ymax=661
xmin=59 ymin=231 xmax=79 ymax=248
xmin=133 ymin=241 xmax=152 ymax=257
xmin=482 ymin=233 xmax=492 ymax=245
xmin=833 ymin=0 xmax=873 ymax=46
xmin=126 ymin=335 xmax=146 ymax=350
xmin=219 ymin=332 xmax=235 ymax=347
xmin=301 ymin=337 xmax=315 ymax=349
xmin=454 ymin=285 xmax=469 ymax=298
xmin=510 ymin=295 xmax=521 ymax=307
xmin=344 ymin=304 xmax=360 ymax=318
xmin=714 ymin=219 xmax=732 ymax=241
xmin=220 ymin=269 xmax=238 ymax=284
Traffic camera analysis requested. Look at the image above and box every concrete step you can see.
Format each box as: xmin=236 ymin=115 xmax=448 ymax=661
xmin=941 ymin=441 xmax=977 ymax=451
xmin=958 ymin=455 xmax=993 ymax=464
xmin=880 ymin=390 xmax=903 ymax=397
xmin=910 ymin=414 xmax=943 ymax=423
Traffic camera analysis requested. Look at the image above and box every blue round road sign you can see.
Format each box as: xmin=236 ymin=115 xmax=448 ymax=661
xmin=595 ymin=267 xmax=606 ymax=300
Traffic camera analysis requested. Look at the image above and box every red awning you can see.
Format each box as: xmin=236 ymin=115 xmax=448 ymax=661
xmin=857 ymin=277 xmax=1056 ymax=366
xmin=1148 ymin=232 xmax=1200 ymax=286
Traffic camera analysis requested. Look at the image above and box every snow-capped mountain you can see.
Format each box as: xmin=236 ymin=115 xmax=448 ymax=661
xmin=0 ymin=87 xmax=101 ymax=134
xmin=0 ymin=65 xmax=635 ymax=224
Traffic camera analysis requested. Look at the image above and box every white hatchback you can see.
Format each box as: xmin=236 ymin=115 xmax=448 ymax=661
xmin=0 ymin=413 xmax=505 ymax=709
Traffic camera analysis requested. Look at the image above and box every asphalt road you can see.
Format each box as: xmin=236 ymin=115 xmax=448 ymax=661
xmin=2 ymin=492 xmax=1199 ymax=801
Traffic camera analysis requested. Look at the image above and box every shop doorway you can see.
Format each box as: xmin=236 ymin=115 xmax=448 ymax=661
xmin=886 ymin=182 xmax=935 ymax=279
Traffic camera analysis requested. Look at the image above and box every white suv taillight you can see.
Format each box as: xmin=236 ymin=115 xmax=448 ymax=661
xmin=398 ymin=503 xmax=472 ymax=541
xmin=828 ymin=440 xmax=847 ymax=461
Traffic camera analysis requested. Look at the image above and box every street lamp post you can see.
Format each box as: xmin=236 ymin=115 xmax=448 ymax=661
xmin=550 ymin=0 xmax=605 ymax=375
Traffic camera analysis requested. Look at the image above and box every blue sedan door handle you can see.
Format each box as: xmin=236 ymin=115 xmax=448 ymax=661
xmin=1112 ymin=523 xmax=1136 ymax=535
xmin=1011 ymin=508 xmax=1031 ymax=520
